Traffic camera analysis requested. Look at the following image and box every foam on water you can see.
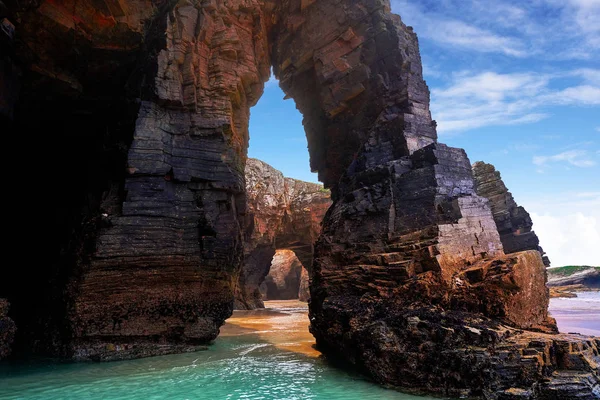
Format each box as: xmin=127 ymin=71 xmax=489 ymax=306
xmin=549 ymin=291 xmax=600 ymax=336
xmin=0 ymin=301 xmax=434 ymax=400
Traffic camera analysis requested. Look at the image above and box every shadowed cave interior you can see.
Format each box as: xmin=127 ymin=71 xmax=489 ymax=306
xmin=3 ymin=45 xmax=142 ymax=356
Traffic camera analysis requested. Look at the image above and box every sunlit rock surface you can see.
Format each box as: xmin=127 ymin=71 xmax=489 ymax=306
xmin=237 ymin=158 xmax=331 ymax=309
xmin=2 ymin=0 xmax=598 ymax=397
xmin=259 ymin=250 xmax=304 ymax=301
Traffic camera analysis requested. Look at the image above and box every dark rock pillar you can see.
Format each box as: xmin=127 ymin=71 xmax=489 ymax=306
xmin=270 ymin=0 xmax=598 ymax=397
xmin=472 ymin=161 xmax=550 ymax=266
xmin=67 ymin=1 xmax=272 ymax=360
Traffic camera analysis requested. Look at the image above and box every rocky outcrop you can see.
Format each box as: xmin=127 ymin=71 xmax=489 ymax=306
xmin=3 ymin=0 xmax=598 ymax=397
xmin=0 ymin=299 xmax=16 ymax=360
xmin=259 ymin=250 xmax=303 ymax=301
xmin=548 ymin=266 xmax=600 ymax=289
xmin=298 ymin=267 xmax=310 ymax=302
xmin=237 ymin=158 xmax=331 ymax=309
xmin=294 ymin=2 xmax=598 ymax=398
xmin=472 ymin=162 xmax=550 ymax=266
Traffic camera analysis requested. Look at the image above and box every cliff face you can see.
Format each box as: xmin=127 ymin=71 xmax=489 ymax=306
xmin=2 ymin=0 xmax=598 ymax=397
xmin=547 ymin=266 xmax=600 ymax=289
xmin=5 ymin=0 xmax=272 ymax=360
xmin=472 ymin=162 xmax=550 ymax=266
xmin=237 ymin=158 xmax=331 ymax=309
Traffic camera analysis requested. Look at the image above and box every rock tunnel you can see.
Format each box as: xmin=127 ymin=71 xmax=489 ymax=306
xmin=1 ymin=0 xmax=598 ymax=397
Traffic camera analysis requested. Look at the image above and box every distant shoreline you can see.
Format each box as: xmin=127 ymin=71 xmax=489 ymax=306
xmin=548 ymin=291 xmax=600 ymax=336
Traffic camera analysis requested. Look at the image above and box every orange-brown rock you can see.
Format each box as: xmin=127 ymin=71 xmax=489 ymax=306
xmin=236 ymin=158 xmax=331 ymax=309
xmin=2 ymin=0 xmax=597 ymax=397
xmin=259 ymin=249 xmax=303 ymax=301
xmin=298 ymin=266 xmax=310 ymax=302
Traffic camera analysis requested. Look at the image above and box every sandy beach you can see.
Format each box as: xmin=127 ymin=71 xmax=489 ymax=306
xmin=548 ymin=291 xmax=600 ymax=336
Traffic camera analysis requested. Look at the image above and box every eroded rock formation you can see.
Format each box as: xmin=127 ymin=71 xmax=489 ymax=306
xmin=237 ymin=158 xmax=331 ymax=309
xmin=2 ymin=0 xmax=598 ymax=397
xmin=548 ymin=266 xmax=600 ymax=289
xmin=472 ymin=162 xmax=550 ymax=266
xmin=298 ymin=267 xmax=310 ymax=302
xmin=259 ymin=249 xmax=303 ymax=301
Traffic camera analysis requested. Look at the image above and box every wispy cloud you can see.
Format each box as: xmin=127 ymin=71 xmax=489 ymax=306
xmin=522 ymin=190 xmax=600 ymax=267
xmin=431 ymin=70 xmax=600 ymax=133
xmin=533 ymin=150 xmax=597 ymax=168
xmin=391 ymin=0 xmax=600 ymax=60
xmin=391 ymin=0 xmax=526 ymax=56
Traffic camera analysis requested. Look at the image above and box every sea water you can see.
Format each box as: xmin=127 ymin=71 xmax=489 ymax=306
xmin=2 ymin=295 xmax=597 ymax=400
xmin=0 ymin=302 xmax=434 ymax=400
xmin=549 ymin=291 xmax=600 ymax=336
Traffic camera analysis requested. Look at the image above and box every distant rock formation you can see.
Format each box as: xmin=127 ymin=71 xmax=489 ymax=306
xmin=547 ymin=266 xmax=600 ymax=289
xmin=0 ymin=299 xmax=16 ymax=360
xmin=237 ymin=159 xmax=331 ymax=309
xmin=259 ymin=250 xmax=304 ymax=301
xmin=472 ymin=162 xmax=550 ymax=266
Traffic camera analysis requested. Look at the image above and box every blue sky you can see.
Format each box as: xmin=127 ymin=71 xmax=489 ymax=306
xmin=248 ymin=0 xmax=599 ymax=267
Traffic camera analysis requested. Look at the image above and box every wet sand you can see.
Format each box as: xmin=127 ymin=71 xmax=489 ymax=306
xmin=221 ymin=300 xmax=321 ymax=357
xmin=222 ymin=294 xmax=599 ymax=360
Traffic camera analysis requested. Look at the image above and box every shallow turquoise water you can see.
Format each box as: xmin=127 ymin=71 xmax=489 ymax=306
xmin=0 ymin=306 xmax=434 ymax=400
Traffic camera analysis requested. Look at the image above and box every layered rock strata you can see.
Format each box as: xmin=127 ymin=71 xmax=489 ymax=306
xmin=238 ymin=158 xmax=331 ymax=309
xmin=2 ymin=0 xmax=598 ymax=397
xmin=259 ymin=249 xmax=303 ymax=301
xmin=472 ymin=162 xmax=550 ymax=266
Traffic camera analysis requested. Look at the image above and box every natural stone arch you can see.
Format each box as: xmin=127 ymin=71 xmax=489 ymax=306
xmin=258 ymin=249 xmax=306 ymax=301
xmin=236 ymin=158 xmax=330 ymax=309
xmin=2 ymin=0 xmax=598 ymax=397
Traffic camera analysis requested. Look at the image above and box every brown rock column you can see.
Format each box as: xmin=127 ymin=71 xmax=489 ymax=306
xmin=67 ymin=1 xmax=273 ymax=360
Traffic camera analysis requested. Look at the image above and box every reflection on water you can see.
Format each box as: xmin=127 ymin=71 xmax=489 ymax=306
xmin=222 ymin=300 xmax=320 ymax=357
xmin=549 ymin=291 xmax=600 ymax=336
xmin=0 ymin=301 xmax=434 ymax=400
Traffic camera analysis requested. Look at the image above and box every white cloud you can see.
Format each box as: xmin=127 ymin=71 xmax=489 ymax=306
xmin=390 ymin=0 xmax=526 ymax=56
xmin=431 ymin=70 xmax=600 ymax=133
xmin=391 ymin=0 xmax=600 ymax=60
xmin=533 ymin=150 xmax=597 ymax=168
xmin=546 ymin=85 xmax=600 ymax=105
xmin=532 ymin=212 xmax=600 ymax=267
xmin=521 ymin=191 xmax=600 ymax=267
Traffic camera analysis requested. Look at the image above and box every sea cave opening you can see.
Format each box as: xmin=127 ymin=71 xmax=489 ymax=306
xmin=2 ymin=46 xmax=141 ymax=357
xmin=232 ymin=74 xmax=332 ymax=311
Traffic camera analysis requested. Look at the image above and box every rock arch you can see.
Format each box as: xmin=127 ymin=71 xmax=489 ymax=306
xmin=2 ymin=0 xmax=598 ymax=397
xmin=236 ymin=158 xmax=330 ymax=309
